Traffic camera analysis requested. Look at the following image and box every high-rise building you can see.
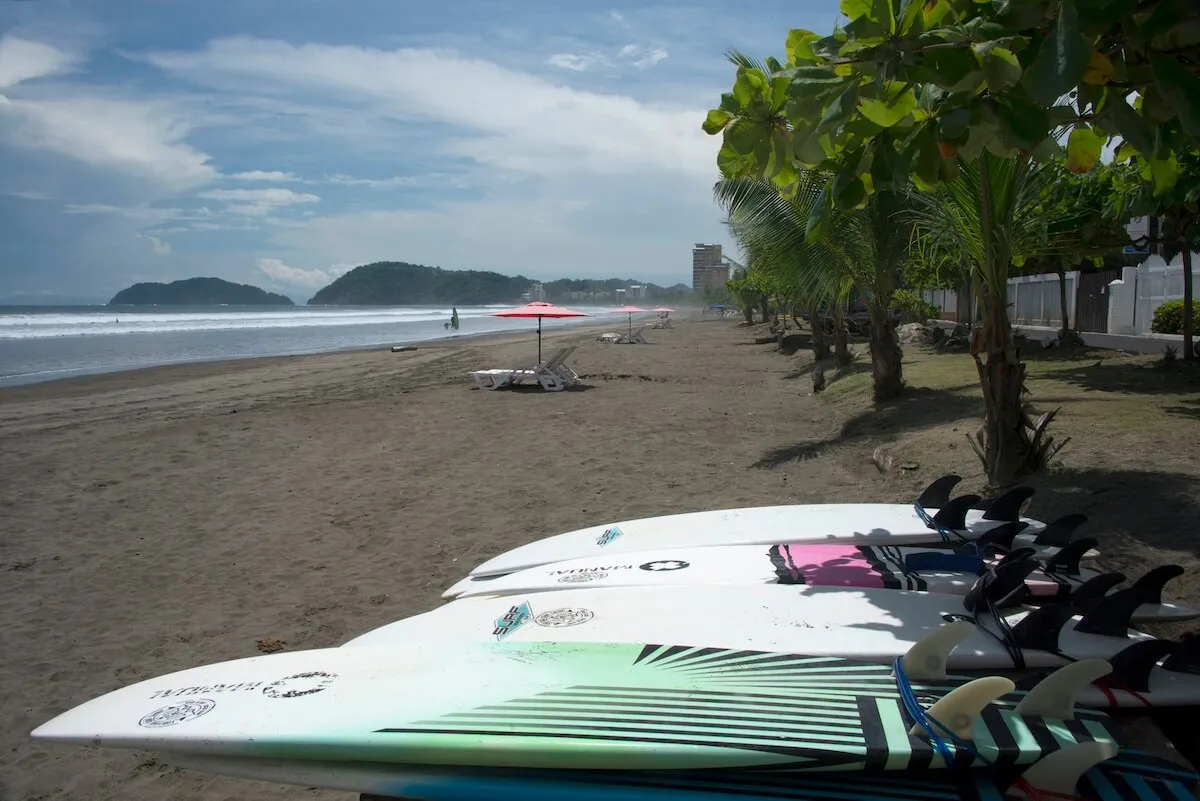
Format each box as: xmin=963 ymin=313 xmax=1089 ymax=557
xmin=692 ymin=243 xmax=725 ymax=290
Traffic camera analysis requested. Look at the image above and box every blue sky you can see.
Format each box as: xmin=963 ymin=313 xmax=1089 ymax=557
xmin=0 ymin=0 xmax=840 ymax=303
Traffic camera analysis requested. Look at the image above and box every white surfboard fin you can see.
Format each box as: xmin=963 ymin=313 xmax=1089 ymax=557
xmin=917 ymin=474 xmax=963 ymax=510
xmin=900 ymin=620 xmax=977 ymax=680
xmin=908 ymin=675 xmax=1014 ymax=741
xmin=1008 ymin=741 xmax=1120 ymax=799
xmin=1014 ymin=659 xmax=1112 ymax=720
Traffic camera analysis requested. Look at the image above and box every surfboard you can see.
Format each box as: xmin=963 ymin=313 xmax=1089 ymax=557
xmin=458 ymin=484 xmax=1081 ymax=587
xmin=30 ymin=638 xmax=1124 ymax=773
xmin=168 ymin=748 xmax=1198 ymax=801
xmin=342 ymin=584 xmax=1200 ymax=707
xmin=447 ymin=540 xmax=1197 ymax=623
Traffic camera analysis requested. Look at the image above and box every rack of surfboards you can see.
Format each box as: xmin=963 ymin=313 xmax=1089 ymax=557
xmin=30 ymin=476 xmax=1200 ymax=801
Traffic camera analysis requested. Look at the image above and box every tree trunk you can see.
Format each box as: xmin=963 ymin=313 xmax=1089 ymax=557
xmin=810 ymin=304 xmax=830 ymax=360
xmin=1056 ymin=261 xmax=1071 ymax=337
xmin=973 ymin=283 xmax=1031 ymax=489
xmin=759 ymin=294 xmax=771 ymax=324
xmin=833 ymin=306 xmax=851 ymax=367
xmin=742 ymin=304 xmax=754 ymax=324
xmin=868 ymin=295 xmax=904 ymax=401
xmin=1183 ymin=243 xmax=1195 ymax=362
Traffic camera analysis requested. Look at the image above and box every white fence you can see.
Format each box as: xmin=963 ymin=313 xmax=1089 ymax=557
xmin=1108 ymin=253 xmax=1200 ymax=335
xmin=920 ymin=272 xmax=1076 ymax=326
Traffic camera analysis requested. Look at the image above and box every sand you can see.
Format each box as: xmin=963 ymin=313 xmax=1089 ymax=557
xmin=1 ymin=315 xmax=1194 ymax=800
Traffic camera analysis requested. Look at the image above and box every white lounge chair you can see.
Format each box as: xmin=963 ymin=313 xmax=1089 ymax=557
xmin=469 ymin=346 xmax=580 ymax=392
xmin=617 ymin=326 xmax=649 ymax=344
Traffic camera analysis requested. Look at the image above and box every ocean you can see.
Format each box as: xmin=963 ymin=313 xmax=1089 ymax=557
xmin=0 ymin=304 xmax=619 ymax=388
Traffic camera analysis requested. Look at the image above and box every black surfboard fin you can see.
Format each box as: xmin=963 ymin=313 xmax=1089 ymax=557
xmin=1074 ymin=587 xmax=1143 ymax=638
xmin=1128 ymin=564 xmax=1185 ymax=606
xmin=1043 ymin=537 xmax=1100 ymax=576
xmin=1032 ymin=513 xmax=1089 ymax=547
xmin=958 ymin=521 xmax=1028 ymax=556
xmin=995 ymin=546 xmax=1037 ymax=568
xmin=1162 ymin=635 xmax=1200 ymax=676
xmin=964 ymin=558 xmax=1038 ymax=613
xmin=930 ymin=494 xmax=982 ymax=531
xmin=982 ymin=486 xmax=1036 ymax=523
xmin=1011 ymin=603 xmax=1077 ymax=654
xmin=917 ymin=474 xmax=963 ymax=510
xmin=1108 ymin=639 xmax=1176 ymax=691
xmin=1067 ymin=572 xmax=1128 ymax=611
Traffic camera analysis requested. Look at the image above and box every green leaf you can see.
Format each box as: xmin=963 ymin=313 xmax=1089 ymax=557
xmin=977 ymin=44 xmax=1022 ymax=91
xmin=1150 ymin=52 xmax=1200 ymax=138
xmin=717 ymin=144 xmax=754 ymax=179
xmin=805 ymin=181 xmax=833 ymax=241
xmin=725 ymin=119 xmax=769 ymax=155
xmin=1105 ymin=94 xmax=1154 ymax=156
xmin=857 ymin=83 xmax=919 ymax=127
xmin=869 ymin=136 xmax=906 ymax=190
xmin=1142 ymin=0 xmax=1192 ymax=42
xmin=1148 ymin=152 xmax=1180 ymax=195
xmin=770 ymin=76 xmax=791 ymax=112
xmin=785 ymin=30 xmax=822 ymax=65
xmin=907 ymin=124 xmax=941 ymax=190
xmin=702 ymin=109 xmax=733 ymax=135
xmin=832 ymin=171 xmax=867 ymax=210
xmin=1066 ymin=126 xmax=1104 ymax=172
xmin=840 ymin=0 xmax=873 ymax=21
xmin=733 ymin=68 xmax=769 ymax=107
xmin=995 ymin=96 xmax=1051 ymax=151
xmin=936 ymin=107 xmax=973 ymax=143
xmin=764 ymin=131 xmax=792 ymax=178
xmin=920 ymin=48 xmax=980 ymax=92
xmin=1074 ymin=0 xmax=1137 ymax=31
xmin=1020 ymin=0 xmax=1089 ymax=105
xmin=765 ymin=57 xmax=784 ymax=73
xmin=792 ymin=120 xmax=828 ymax=165
xmin=718 ymin=92 xmax=741 ymax=114
xmin=818 ymin=82 xmax=861 ymax=133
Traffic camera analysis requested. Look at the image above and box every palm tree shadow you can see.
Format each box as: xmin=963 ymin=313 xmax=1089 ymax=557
xmin=753 ymin=387 xmax=982 ymax=467
xmin=1036 ymin=360 xmax=1200 ymax=396
xmin=1165 ymin=398 xmax=1200 ymax=420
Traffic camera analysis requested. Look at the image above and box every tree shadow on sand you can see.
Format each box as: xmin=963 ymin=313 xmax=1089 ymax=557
xmin=1035 ymin=359 xmax=1200 ymax=396
xmin=752 ymin=387 xmax=983 ymax=467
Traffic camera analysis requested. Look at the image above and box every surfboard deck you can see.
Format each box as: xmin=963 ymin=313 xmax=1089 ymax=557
xmin=31 ymin=640 xmax=1122 ymax=772
xmin=444 ymin=543 xmax=1195 ymax=623
xmin=342 ymin=585 xmax=1200 ymax=707
xmin=464 ymin=503 xmax=1055 ymax=583
xmin=168 ymin=749 xmax=1198 ymax=801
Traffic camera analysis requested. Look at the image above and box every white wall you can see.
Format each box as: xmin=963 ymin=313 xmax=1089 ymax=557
xmin=1007 ymin=272 xmax=1077 ymax=328
xmin=1108 ymin=253 xmax=1200 ymax=335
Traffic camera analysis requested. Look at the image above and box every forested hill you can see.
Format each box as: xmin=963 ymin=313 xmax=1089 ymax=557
xmin=308 ymin=262 xmax=531 ymax=305
xmin=109 ymin=277 xmax=295 ymax=306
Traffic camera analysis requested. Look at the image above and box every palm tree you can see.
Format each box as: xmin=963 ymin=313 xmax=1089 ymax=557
xmin=907 ymin=153 xmax=1067 ymax=487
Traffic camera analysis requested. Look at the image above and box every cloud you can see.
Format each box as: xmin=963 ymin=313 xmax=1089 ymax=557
xmin=619 ymin=44 xmax=668 ymax=69
xmin=322 ymin=173 xmax=426 ymax=188
xmin=138 ymin=37 xmax=718 ymax=180
xmin=0 ymin=94 xmax=217 ymax=191
xmin=0 ymin=36 xmax=79 ymax=89
xmin=2 ymin=189 xmax=53 ymax=200
xmin=255 ymin=257 xmax=349 ymax=289
xmin=226 ymin=170 xmax=300 ymax=182
xmin=609 ymin=10 xmax=628 ymax=26
xmin=197 ymin=187 xmax=320 ymax=217
xmin=137 ymin=232 xmax=171 ymax=255
xmin=547 ymin=52 xmax=606 ymax=72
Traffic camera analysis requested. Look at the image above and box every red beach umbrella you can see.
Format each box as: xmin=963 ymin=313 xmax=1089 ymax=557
xmin=610 ymin=304 xmax=648 ymax=336
xmin=491 ymin=301 xmax=588 ymax=363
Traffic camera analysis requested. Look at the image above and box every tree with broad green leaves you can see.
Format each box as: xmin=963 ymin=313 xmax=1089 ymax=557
xmin=1107 ymin=150 xmax=1200 ymax=360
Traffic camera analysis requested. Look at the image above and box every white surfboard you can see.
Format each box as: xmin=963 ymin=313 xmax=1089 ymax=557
xmin=342 ymin=585 xmax=1200 ymax=708
xmin=461 ymin=503 xmax=1062 ymax=587
xmin=447 ymin=543 xmax=1197 ymax=623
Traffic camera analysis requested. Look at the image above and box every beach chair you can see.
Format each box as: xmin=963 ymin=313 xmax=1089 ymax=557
xmin=469 ymin=347 xmax=579 ymax=392
xmin=618 ymin=326 xmax=649 ymax=344
xmin=596 ymin=332 xmax=622 ymax=343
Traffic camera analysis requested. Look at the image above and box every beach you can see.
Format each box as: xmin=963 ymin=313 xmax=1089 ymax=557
xmin=4 ymin=315 xmax=1200 ymax=800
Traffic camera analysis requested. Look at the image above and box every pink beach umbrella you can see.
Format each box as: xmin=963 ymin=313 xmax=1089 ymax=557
xmin=610 ymin=304 xmax=648 ymax=336
xmin=652 ymin=306 xmax=675 ymax=315
xmin=491 ymin=301 xmax=588 ymax=363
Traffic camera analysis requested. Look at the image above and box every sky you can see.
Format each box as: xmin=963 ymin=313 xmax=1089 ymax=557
xmin=0 ymin=0 xmax=842 ymax=303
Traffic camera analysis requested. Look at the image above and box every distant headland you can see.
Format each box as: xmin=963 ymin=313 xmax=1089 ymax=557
xmin=108 ymin=278 xmax=295 ymax=306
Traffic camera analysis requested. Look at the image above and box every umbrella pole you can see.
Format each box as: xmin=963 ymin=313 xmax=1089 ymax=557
xmin=538 ymin=316 xmax=543 ymax=363
xmin=628 ymin=313 xmax=632 ymax=337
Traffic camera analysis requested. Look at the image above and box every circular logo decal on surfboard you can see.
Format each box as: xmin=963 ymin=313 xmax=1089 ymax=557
xmin=262 ymin=671 xmax=337 ymax=699
xmin=138 ymin=698 xmax=216 ymax=728
xmin=639 ymin=560 xmax=690 ymax=572
xmin=534 ymin=608 xmax=594 ymax=627
xmin=557 ymin=571 xmax=608 ymax=583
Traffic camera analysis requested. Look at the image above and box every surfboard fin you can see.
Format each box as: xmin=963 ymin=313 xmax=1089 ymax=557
xmin=955 ymin=521 xmax=1027 ymax=556
xmin=908 ymin=675 xmax=1015 ymax=741
xmin=1010 ymin=604 xmax=1076 ymax=654
xmin=1128 ymin=564 xmax=1186 ymax=606
xmin=917 ymin=474 xmax=963 ymax=510
xmin=931 ymin=494 xmax=983 ymax=531
xmin=1161 ymin=636 xmax=1200 ymax=676
xmin=1074 ymin=587 xmax=1143 ymax=638
xmin=1107 ymin=639 xmax=1176 ymax=691
xmin=1067 ymin=572 xmax=1128 ymax=610
xmin=1007 ymin=741 xmax=1121 ymax=799
xmin=994 ymin=546 xmax=1037 ymax=568
xmin=963 ymin=558 xmax=1038 ymax=613
xmin=1043 ymin=537 xmax=1101 ymax=576
xmin=900 ymin=620 xmax=977 ymax=680
xmin=1031 ymin=513 xmax=1089 ymax=547
xmin=981 ymin=486 xmax=1036 ymax=523
xmin=1014 ymin=659 xmax=1113 ymax=720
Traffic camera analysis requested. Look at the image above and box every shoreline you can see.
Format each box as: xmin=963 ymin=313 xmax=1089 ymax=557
xmin=0 ymin=318 xmax=622 ymax=398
